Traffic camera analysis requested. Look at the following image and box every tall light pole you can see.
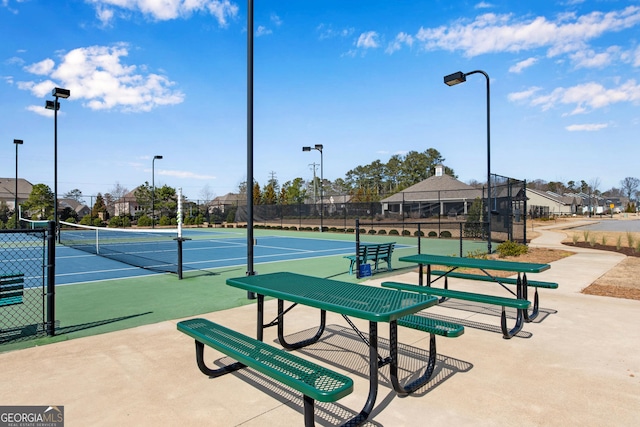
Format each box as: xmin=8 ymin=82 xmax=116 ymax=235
xmin=13 ymin=139 xmax=23 ymax=229
xmin=444 ymin=70 xmax=492 ymax=253
xmin=45 ymin=87 xmax=70 ymax=242
xmin=302 ymin=144 xmax=324 ymax=232
xmin=152 ymin=155 xmax=163 ymax=228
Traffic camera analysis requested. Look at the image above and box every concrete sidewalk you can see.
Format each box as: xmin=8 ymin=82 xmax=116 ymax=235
xmin=1 ymin=228 xmax=639 ymax=426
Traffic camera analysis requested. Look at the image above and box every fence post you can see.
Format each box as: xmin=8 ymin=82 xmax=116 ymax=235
xmin=46 ymin=220 xmax=56 ymax=336
xmin=355 ymin=218 xmax=361 ymax=279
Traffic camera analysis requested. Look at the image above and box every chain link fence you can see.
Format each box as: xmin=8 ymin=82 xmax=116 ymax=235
xmin=1 ymin=227 xmax=51 ymax=344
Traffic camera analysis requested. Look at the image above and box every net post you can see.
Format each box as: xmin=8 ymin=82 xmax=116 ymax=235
xmin=176 ymin=238 xmax=186 ymax=279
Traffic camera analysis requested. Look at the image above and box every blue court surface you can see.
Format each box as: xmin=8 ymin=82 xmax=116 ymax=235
xmin=53 ymin=229 xmax=404 ymax=286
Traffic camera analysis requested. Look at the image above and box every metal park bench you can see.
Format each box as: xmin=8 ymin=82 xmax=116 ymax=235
xmin=0 ymin=272 xmax=25 ymax=307
xmin=344 ymin=242 xmax=395 ymax=275
xmin=177 ymin=318 xmax=353 ymax=427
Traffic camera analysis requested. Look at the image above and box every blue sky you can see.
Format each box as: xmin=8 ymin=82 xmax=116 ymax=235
xmin=2 ymin=0 xmax=640 ymax=204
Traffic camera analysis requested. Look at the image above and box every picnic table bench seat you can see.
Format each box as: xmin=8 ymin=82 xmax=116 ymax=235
xmin=177 ymin=318 xmax=353 ymax=427
xmin=396 ymin=314 xmax=464 ymax=338
xmin=381 ymin=281 xmax=530 ymax=339
xmin=430 ymin=270 xmax=558 ymax=289
xmin=0 ymin=272 xmax=25 ymax=307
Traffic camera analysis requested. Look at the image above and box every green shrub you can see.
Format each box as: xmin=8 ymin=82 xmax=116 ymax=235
xmin=368 ymin=229 xmax=377 ymax=235
xmin=414 ymin=230 xmax=424 ymax=237
xmin=402 ymin=230 xmax=411 ymax=236
xmin=137 ymin=215 xmax=152 ymax=227
xmin=389 ymin=229 xmax=399 ymax=235
xmin=466 ymin=249 xmax=488 ymax=259
xmin=496 ymin=240 xmax=528 ymax=258
xmin=428 ymin=231 xmax=437 ymax=237
xmin=440 ymin=230 xmax=452 ymax=238
xmin=92 ymin=218 xmax=104 ymax=227
xmin=80 ymin=215 xmax=93 ymax=225
xmin=377 ymin=229 xmax=387 ymax=235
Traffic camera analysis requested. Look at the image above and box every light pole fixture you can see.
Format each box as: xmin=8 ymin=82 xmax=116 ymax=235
xmin=302 ymin=144 xmax=324 ymax=232
xmin=13 ymin=139 xmax=23 ymax=229
xmin=152 ymin=155 xmax=163 ymax=228
xmin=45 ymin=87 xmax=70 ymax=241
xmin=444 ymin=70 xmax=492 ymax=253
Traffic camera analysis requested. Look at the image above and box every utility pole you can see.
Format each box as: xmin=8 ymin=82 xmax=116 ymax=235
xmin=309 ymin=162 xmax=319 ymax=205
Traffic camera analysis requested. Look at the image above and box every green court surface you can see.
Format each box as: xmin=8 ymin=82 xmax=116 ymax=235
xmin=0 ymin=228 xmax=486 ymax=353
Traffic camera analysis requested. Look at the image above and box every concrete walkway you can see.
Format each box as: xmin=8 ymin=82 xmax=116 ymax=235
xmin=1 ymin=227 xmax=639 ymax=426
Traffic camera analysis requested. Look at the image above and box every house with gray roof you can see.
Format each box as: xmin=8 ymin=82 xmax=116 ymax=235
xmin=522 ymin=188 xmax=578 ymax=216
xmin=0 ymin=178 xmax=33 ymax=212
xmin=380 ymin=165 xmax=482 ymax=218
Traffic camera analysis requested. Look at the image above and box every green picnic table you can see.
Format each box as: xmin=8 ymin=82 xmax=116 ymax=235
xmin=226 ymin=272 xmax=444 ymax=426
xmin=391 ymin=254 xmax=553 ymax=338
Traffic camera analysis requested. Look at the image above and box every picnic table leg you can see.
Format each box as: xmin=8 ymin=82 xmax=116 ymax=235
xmin=520 ymin=273 xmax=540 ymax=322
xmin=389 ymin=321 xmax=437 ymax=395
xmin=341 ymin=321 xmax=378 ymax=427
xmin=194 ymin=341 xmax=246 ymax=377
xmin=500 ymin=305 xmax=525 ymax=339
xmin=276 ymin=299 xmax=327 ymax=350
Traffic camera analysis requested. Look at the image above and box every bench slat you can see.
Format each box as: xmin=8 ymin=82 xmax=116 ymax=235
xmin=397 ymin=315 xmax=464 ymax=337
xmin=177 ymin=318 xmax=353 ymax=403
xmin=381 ymin=282 xmax=530 ymax=309
xmin=431 ymin=270 xmax=558 ymax=289
xmin=0 ymin=296 xmax=23 ymax=307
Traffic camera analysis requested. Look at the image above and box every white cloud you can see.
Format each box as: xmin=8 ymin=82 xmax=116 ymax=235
xmin=414 ymin=6 xmax=640 ymax=58
xmin=25 ymin=58 xmax=55 ymax=75
xmin=256 ymin=25 xmax=272 ymax=37
xmin=507 ymin=86 xmax=542 ymax=102
xmin=566 ymin=123 xmax=608 ymax=131
xmin=519 ymin=79 xmax=640 ymax=114
xmin=270 ymin=13 xmax=282 ymax=27
xmin=386 ymin=32 xmax=414 ymax=54
xmin=570 ymin=46 xmax=621 ymax=68
xmin=19 ymin=44 xmax=184 ymax=113
xmin=26 ymin=104 xmax=55 ymax=117
xmin=356 ymin=31 xmax=380 ymax=49
xmin=509 ymin=57 xmax=538 ymax=73
xmin=86 ymin=0 xmax=239 ymax=25
xmin=158 ymin=170 xmax=217 ymax=180
xmin=317 ymin=23 xmax=355 ymax=40
xmin=475 ymin=2 xmax=493 ymax=9
xmin=633 ymin=46 xmax=640 ymax=66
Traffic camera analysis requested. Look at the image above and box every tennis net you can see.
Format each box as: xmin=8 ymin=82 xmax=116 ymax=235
xmin=59 ymin=221 xmax=182 ymax=274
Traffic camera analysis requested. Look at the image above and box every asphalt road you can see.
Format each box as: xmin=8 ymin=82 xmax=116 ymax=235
xmin=572 ymin=217 xmax=640 ymax=232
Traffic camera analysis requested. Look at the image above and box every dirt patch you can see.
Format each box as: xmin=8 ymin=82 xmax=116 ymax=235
xmin=538 ymin=222 xmax=640 ymax=301
xmin=430 ymin=247 xmax=574 ymax=278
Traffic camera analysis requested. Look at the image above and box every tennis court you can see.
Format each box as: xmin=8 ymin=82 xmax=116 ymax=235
xmin=54 ymin=228 xmax=409 ymax=285
xmin=2 ymin=227 xmax=487 ymax=351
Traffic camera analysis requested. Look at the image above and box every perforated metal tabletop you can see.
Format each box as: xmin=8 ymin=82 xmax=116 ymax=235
xmin=226 ymin=272 xmax=437 ymax=322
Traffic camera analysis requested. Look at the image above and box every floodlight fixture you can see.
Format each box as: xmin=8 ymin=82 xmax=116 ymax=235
xmin=52 ymin=87 xmax=71 ymax=98
xmin=444 ymin=71 xmax=466 ymax=86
